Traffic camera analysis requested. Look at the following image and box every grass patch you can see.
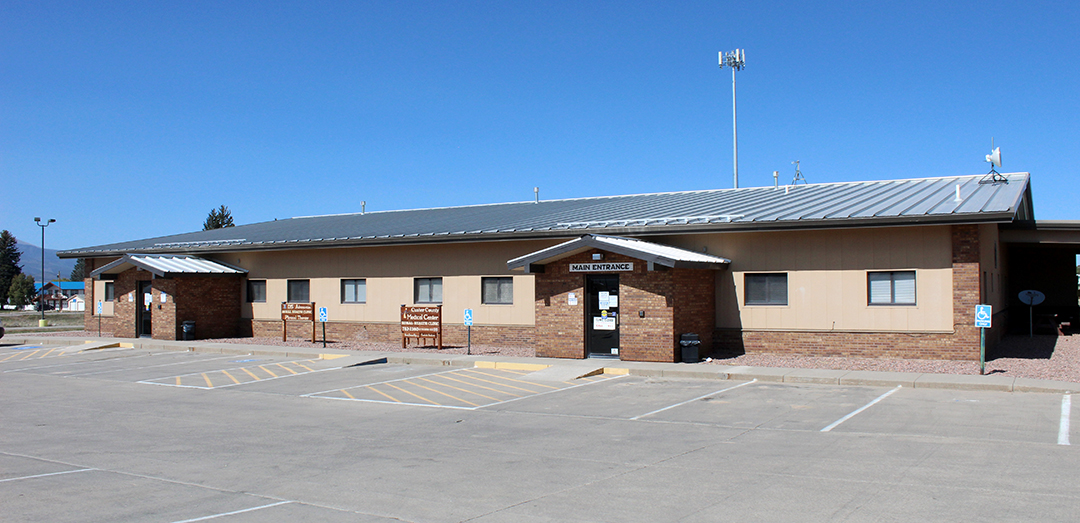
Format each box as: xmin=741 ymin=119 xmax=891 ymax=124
xmin=0 ymin=311 xmax=85 ymax=328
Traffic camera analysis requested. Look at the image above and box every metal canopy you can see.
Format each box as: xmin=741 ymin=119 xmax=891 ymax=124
xmin=90 ymin=254 xmax=248 ymax=279
xmin=507 ymin=234 xmax=731 ymax=271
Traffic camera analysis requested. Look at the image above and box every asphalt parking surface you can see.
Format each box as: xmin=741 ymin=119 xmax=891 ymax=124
xmin=2 ymin=342 xmax=1077 ymax=522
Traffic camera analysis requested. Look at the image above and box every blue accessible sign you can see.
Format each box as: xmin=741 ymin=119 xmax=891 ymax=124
xmin=464 ymin=309 xmax=473 ymax=326
xmin=975 ymin=304 xmax=992 ymax=328
xmin=318 ymin=307 xmax=328 ymax=323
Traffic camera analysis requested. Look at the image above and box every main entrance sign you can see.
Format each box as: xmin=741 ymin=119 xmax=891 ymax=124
xmin=570 ymin=262 xmax=633 ymax=272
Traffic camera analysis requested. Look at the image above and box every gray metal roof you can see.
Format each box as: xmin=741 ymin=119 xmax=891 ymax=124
xmin=508 ymin=234 xmax=731 ymax=271
xmin=61 ymin=173 xmax=1032 ymax=257
xmin=90 ymin=255 xmax=248 ymax=278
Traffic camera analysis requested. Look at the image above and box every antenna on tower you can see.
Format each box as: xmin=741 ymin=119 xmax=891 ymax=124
xmin=980 ymin=138 xmax=1007 ymax=184
xmin=790 ymin=160 xmax=807 ymax=185
xmin=719 ymin=48 xmax=746 ymax=189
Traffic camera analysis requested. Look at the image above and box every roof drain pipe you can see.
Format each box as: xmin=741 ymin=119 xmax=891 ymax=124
xmin=773 ymin=171 xmax=779 ymax=188
xmin=361 ymin=201 xmax=366 ymax=214
xmin=954 ymin=185 xmax=962 ymax=203
xmin=534 ymin=187 xmax=539 ymax=203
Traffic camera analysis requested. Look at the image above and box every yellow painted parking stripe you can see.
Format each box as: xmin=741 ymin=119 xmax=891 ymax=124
xmin=459 ymin=370 xmax=547 ymax=392
xmin=275 ymin=363 xmax=299 ymax=375
xmin=39 ymin=348 xmax=61 ymax=358
xmin=19 ymin=350 xmax=42 ymax=361
xmin=1 ymin=352 xmax=23 ymax=362
xmin=291 ymin=361 xmax=314 ymax=372
xmin=385 ymin=382 xmax=440 ymax=405
xmin=341 ymin=389 xmax=355 ymax=399
xmin=405 ymin=379 xmax=480 ymax=407
xmin=418 ymin=376 xmax=501 ymax=402
xmin=221 ymin=370 xmax=240 ymax=384
xmin=367 ymin=385 xmax=401 ymax=403
xmin=240 ymin=367 xmax=261 ymax=380
xmin=176 ymin=377 xmax=182 ymax=385
xmin=437 ymin=374 xmax=522 ymax=398
xmin=202 ymin=373 xmax=214 ymax=388
xmin=467 ymin=369 xmax=561 ymax=390
xmin=259 ymin=365 xmax=278 ymax=377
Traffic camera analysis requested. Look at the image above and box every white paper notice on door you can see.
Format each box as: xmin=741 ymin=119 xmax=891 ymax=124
xmin=568 ymin=292 xmax=578 ymax=306
xmin=608 ymin=295 xmax=618 ymax=308
xmin=598 ymin=291 xmax=610 ymax=310
xmin=593 ymin=316 xmax=616 ymax=331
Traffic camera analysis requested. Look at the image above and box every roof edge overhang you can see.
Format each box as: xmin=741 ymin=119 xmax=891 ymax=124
xmin=999 ymin=220 xmax=1080 ymax=245
xmin=90 ymin=254 xmax=248 ymax=279
xmin=59 ymin=212 xmax=1023 ymax=259
xmin=507 ymin=234 xmax=731 ymax=271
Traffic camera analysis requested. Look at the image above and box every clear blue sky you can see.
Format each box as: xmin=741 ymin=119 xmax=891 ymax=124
xmin=2 ymin=1 xmax=1078 ymax=250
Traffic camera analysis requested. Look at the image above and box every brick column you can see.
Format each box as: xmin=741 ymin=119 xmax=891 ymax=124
xmin=950 ymin=224 xmax=981 ymax=359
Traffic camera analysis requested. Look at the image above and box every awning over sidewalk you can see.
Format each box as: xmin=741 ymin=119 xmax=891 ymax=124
xmin=507 ymin=234 xmax=731 ymax=272
xmin=91 ymin=254 xmax=248 ymax=279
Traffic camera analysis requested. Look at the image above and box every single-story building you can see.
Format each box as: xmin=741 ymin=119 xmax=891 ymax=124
xmin=59 ymin=172 xmax=1080 ymax=362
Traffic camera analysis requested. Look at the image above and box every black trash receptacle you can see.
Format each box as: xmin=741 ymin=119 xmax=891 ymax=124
xmin=679 ymin=333 xmax=701 ymax=363
xmin=181 ymin=321 xmax=196 ymax=341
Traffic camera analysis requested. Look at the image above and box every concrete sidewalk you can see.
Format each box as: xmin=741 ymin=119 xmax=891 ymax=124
xmin=8 ymin=334 xmax=1080 ymax=394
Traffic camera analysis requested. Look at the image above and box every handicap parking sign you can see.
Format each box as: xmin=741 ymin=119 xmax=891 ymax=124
xmin=318 ymin=307 xmax=328 ymax=322
xmin=464 ymin=309 xmax=473 ymax=326
xmin=975 ymin=304 xmax=992 ymax=328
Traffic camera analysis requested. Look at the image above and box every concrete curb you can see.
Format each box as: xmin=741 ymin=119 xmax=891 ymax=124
xmin=8 ymin=335 xmax=1080 ymax=394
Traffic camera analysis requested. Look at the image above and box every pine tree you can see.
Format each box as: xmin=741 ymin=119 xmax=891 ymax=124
xmin=203 ymin=205 xmax=236 ymax=230
xmin=70 ymin=258 xmax=86 ymax=281
xmin=0 ymin=230 xmax=22 ymax=305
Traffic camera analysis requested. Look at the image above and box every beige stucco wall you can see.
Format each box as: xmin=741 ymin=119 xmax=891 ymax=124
xmin=210 ymin=240 xmax=555 ymax=326
xmin=92 ymin=279 xmax=115 ymax=316
xmin=655 ymin=225 xmax=955 ymax=332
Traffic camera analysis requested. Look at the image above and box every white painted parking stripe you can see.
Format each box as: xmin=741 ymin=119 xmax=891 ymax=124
xmin=0 ymin=468 xmax=96 ymax=483
xmin=68 ymin=355 xmax=238 ymax=377
xmin=821 ymin=385 xmax=902 ymax=432
xmin=1059 ymin=394 xmax=1071 ymax=446
xmin=170 ymin=501 xmax=292 ymax=523
xmin=629 ymin=379 xmax=757 ymax=421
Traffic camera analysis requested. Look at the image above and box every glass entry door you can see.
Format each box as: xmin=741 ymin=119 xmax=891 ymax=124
xmin=585 ymin=274 xmax=620 ymax=358
xmin=137 ymin=281 xmax=152 ymax=338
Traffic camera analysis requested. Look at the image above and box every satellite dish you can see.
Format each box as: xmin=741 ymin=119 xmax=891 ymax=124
xmin=1018 ymin=290 xmax=1045 ymax=306
xmin=985 ymin=147 xmax=1002 ymax=168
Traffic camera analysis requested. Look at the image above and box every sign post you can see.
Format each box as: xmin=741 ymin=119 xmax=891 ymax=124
xmin=96 ymin=301 xmax=102 ymax=337
xmin=281 ymin=302 xmax=316 ymax=343
xmin=464 ymin=308 xmax=473 ymax=355
xmin=975 ymin=304 xmax=992 ymax=375
xmin=318 ymin=307 xmax=328 ymax=348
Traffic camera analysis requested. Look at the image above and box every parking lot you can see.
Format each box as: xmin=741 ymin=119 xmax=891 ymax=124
xmin=2 ymin=342 xmax=1078 ymax=522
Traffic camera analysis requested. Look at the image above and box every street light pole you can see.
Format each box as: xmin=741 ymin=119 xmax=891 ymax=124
xmin=34 ymin=217 xmax=55 ymax=323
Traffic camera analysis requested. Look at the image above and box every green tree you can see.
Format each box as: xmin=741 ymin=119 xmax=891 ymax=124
xmin=203 ymin=205 xmax=236 ymax=230
xmin=0 ymin=230 xmax=22 ymax=305
xmin=8 ymin=273 xmax=35 ymax=308
xmin=70 ymin=258 xmax=86 ymax=281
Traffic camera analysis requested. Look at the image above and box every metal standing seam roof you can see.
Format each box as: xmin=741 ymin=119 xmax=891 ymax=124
xmin=507 ymin=234 xmax=731 ymax=270
xmin=60 ymin=173 xmax=1032 ymax=257
xmin=90 ymin=254 xmax=248 ymax=278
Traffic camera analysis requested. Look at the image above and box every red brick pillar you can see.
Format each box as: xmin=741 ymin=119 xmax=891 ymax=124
xmin=950 ymin=224 xmax=981 ymax=359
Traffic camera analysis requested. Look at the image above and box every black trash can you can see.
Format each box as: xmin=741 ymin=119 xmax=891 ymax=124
xmin=679 ymin=333 xmax=701 ymax=363
xmin=181 ymin=321 xmax=196 ymax=341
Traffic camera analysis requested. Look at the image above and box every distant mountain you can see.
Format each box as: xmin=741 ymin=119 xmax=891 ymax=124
xmin=16 ymin=241 xmax=78 ymax=282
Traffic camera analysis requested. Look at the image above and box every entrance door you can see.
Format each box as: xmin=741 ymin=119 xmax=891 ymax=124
xmin=586 ymin=274 xmax=620 ymax=358
xmin=137 ymin=281 xmax=152 ymax=337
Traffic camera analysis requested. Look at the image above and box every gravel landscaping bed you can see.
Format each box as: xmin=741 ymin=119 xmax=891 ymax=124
xmin=31 ymin=331 xmax=1080 ymax=383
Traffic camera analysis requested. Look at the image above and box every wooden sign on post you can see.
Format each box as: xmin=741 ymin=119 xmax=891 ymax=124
xmin=281 ymin=302 xmax=316 ymax=343
xmin=401 ymin=305 xmax=442 ymax=349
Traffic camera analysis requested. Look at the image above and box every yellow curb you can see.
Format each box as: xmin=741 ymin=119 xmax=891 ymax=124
xmin=602 ymin=367 xmax=630 ymax=375
xmin=319 ymin=354 xmax=349 ymax=360
xmin=475 ymin=361 xmax=551 ymax=371
xmin=119 ymin=342 xmax=134 ymax=348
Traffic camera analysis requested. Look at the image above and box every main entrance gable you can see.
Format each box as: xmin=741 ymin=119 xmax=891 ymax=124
xmin=509 ymin=235 xmax=729 ymax=362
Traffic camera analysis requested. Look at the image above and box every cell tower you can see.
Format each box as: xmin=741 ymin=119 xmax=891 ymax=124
xmin=719 ymin=49 xmax=746 ymax=189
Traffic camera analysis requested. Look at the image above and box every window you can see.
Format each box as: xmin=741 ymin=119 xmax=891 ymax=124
xmin=341 ymin=279 xmax=366 ymax=303
xmin=287 ymin=280 xmax=310 ymax=303
xmin=868 ymin=271 xmax=916 ymax=305
xmin=104 ymin=282 xmax=115 ymax=301
xmin=246 ymin=280 xmax=266 ymax=303
xmin=745 ymin=273 xmax=787 ymax=305
xmin=482 ymin=277 xmax=513 ymax=304
xmin=414 ymin=278 xmax=442 ymax=303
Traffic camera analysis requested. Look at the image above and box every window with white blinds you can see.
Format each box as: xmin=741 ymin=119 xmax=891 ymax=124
xmin=482 ymin=277 xmax=513 ymax=304
xmin=868 ymin=271 xmax=915 ymax=305
xmin=745 ymin=273 xmax=788 ymax=305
